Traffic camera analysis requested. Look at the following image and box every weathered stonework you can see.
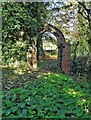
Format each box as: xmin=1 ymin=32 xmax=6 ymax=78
xmin=32 ymin=44 xmax=37 ymax=69
xmin=27 ymin=42 xmax=37 ymax=69
xmin=27 ymin=23 xmax=71 ymax=74
xmin=62 ymin=42 xmax=71 ymax=74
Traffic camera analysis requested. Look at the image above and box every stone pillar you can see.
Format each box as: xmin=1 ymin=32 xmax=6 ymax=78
xmin=32 ymin=41 xmax=37 ymax=69
xmin=62 ymin=42 xmax=71 ymax=74
xmin=57 ymin=38 xmax=64 ymax=71
xmin=26 ymin=47 xmax=33 ymax=69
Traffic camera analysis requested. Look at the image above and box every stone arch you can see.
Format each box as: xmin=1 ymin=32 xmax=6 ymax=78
xmin=36 ymin=23 xmax=71 ymax=74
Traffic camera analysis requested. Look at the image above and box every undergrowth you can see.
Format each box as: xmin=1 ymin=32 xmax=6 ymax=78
xmin=2 ymin=73 xmax=91 ymax=118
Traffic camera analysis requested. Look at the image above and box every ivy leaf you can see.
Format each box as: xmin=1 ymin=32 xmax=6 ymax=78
xmin=73 ymin=107 xmax=84 ymax=117
xmin=11 ymin=94 xmax=16 ymax=101
xmin=7 ymin=114 xmax=17 ymax=118
xmin=76 ymin=111 xmax=83 ymax=117
xmin=10 ymin=106 xmax=18 ymax=112
xmin=4 ymin=109 xmax=11 ymax=116
xmin=57 ymin=109 xmax=66 ymax=118
xmin=18 ymin=102 xmax=26 ymax=108
xmin=17 ymin=109 xmax=22 ymax=118
xmin=22 ymin=109 xmax=27 ymax=117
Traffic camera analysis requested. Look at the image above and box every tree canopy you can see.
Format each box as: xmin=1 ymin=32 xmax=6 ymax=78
xmin=2 ymin=2 xmax=50 ymax=63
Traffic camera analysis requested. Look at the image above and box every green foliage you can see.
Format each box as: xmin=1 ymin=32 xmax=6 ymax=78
xmin=2 ymin=73 xmax=90 ymax=118
xmin=72 ymin=55 xmax=88 ymax=75
xmin=2 ymin=41 xmax=27 ymax=65
xmin=2 ymin=2 xmax=49 ymax=65
xmin=2 ymin=2 xmax=49 ymax=38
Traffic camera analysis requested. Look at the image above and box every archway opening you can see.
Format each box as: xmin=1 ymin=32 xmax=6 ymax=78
xmin=37 ymin=32 xmax=58 ymax=72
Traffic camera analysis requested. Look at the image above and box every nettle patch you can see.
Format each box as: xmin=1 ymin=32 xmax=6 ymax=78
xmin=2 ymin=73 xmax=91 ymax=118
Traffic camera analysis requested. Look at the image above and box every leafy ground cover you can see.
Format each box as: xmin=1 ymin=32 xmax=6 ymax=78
xmin=2 ymin=73 xmax=91 ymax=119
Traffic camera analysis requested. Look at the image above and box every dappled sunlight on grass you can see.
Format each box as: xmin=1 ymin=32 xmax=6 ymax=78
xmin=14 ymin=69 xmax=25 ymax=75
xmin=67 ymin=88 xmax=78 ymax=95
xmin=65 ymin=88 xmax=86 ymax=97
xmin=1 ymin=64 xmax=52 ymax=90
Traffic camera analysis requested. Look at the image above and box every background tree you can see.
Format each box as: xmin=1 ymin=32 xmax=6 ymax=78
xmin=2 ymin=2 xmax=49 ymax=65
xmin=77 ymin=1 xmax=91 ymax=78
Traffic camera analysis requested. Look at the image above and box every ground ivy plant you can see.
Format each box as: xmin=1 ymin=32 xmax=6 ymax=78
xmin=2 ymin=73 xmax=91 ymax=118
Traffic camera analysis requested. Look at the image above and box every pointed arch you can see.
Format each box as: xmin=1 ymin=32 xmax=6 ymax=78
xmin=37 ymin=23 xmax=65 ymax=71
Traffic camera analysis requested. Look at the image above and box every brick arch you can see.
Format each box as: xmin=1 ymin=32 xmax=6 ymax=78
xmin=37 ymin=23 xmax=71 ymax=74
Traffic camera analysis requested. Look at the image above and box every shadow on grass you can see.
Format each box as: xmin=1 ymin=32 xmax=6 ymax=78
xmin=38 ymin=58 xmax=59 ymax=73
xmin=1 ymin=58 xmax=69 ymax=90
xmin=1 ymin=66 xmax=37 ymax=90
xmin=1 ymin=62 xmax=56 ymax=90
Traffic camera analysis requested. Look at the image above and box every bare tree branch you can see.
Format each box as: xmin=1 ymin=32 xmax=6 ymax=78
xmin=78 ymin=1 xmax=90 ymax=21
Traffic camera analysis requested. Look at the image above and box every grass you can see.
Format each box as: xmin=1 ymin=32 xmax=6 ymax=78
xmin=38 ymin=58 xmax=58 ymax=72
